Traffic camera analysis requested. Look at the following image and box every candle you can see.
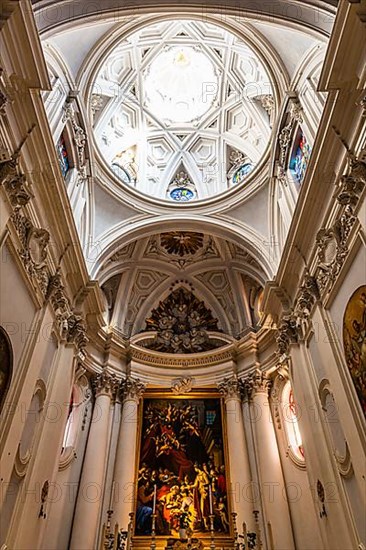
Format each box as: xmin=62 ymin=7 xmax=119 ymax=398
xmin=152 ymin=484 xmax=157 ymax=513
xmin=209 ymin=485 xmax=213 ymax=515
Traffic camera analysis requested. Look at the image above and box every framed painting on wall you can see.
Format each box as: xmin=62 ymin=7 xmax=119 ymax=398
xmin=134 ymin=395 xmax=230 ymax=539
xmin=343 ymin=285 xmax=366 ymax=416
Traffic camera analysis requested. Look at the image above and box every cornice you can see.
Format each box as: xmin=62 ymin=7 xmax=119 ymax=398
xmin=130 ymin=342 xmax=234 ymax=369
xmin=32 ymin=1 xmax=336 ymax=37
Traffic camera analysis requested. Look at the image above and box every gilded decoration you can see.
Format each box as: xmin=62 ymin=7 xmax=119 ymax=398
xmin=135 ymin=398 xmax=229 ymax=538
xmin=343 ymin=285 xmax=366 ymax=416
xmin=160 ymin=232 xmax=204 ymax=257
xmin=144 ymin=287 xmax=222 ymax=354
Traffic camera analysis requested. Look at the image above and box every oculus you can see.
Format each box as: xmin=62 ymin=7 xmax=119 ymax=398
xmin=93 ymin=20 xmax=272 ymax=201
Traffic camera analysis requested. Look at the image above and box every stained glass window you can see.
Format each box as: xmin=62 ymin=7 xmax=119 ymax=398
xmin=290 ymin=129 xmax=311 ymax=184
xmin=57 ymin=133 xmax=70 ymax=177
xmin=170 ymin=188 xmax=195 ymax=201
xmin=232 ymin=163 xmax=253 ymax=185
xmin=112 ymin=163 xmax=131 ymax=184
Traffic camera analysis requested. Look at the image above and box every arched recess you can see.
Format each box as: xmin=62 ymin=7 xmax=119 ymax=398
xmin=89 ymin=215 xmax=274 ymax=279
xmin=0 ymin=326 xmax=13 ymax=413
xmin=132 ymin=278 xmax=233 ymax=337
xmin=32 ymin=1 xmax=336 ymax=38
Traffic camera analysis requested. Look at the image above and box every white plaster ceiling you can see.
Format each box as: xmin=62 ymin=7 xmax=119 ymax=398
xmin=91 ymin=19 xmax=273 ymax=201
xmin=100 ymin=232 xmax=265 ymax=339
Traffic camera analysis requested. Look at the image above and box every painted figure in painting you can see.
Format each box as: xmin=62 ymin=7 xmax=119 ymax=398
xmin=135 ymin=399 xmax=229 ymax=537
xmin=343 ymin=285 xmax=366 ymax=416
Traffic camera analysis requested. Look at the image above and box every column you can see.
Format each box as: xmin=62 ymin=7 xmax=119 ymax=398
xmin=218 ymin=375 xmax=255 ymax=534
xmin=70 ymin=371 xmax=118 ymax=550
xmin=112 ymin=377 xmax=145 ymax=530
xmin=247 ymin=369 xmax=295 ymax=550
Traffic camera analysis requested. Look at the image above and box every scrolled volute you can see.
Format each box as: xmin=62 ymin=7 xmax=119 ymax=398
xmin=93 ymin=371 xmax=119 ymax=398
xmin=120 ymin=376 xmax=145 ymax=402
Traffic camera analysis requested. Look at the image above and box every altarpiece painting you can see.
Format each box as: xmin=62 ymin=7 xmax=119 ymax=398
xmin=135 ymin=397 xmax=229 ymax=538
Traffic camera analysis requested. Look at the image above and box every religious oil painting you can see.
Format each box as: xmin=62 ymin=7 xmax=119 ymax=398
xmin=135 ymin=397 xmax=229 ymax=537
xmin=343 ymin=285 xmax=366 ymax=416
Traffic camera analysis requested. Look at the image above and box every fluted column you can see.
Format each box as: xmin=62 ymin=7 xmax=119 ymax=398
xmin=247 ymin=369 xmax=295 ymax=549
xmin=217 ymin=375 xmax=255 ymax=533
xmin=112 ymin=377 xmax=145 ymax=530
xmin=70 ymin=371 xmax=118 ymax=550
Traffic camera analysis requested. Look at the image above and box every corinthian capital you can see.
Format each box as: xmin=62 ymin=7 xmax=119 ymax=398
xmin=217 ymin=375 xmax=243 ymax=402
xmin=120 ymin=376 xmax=145 ymax=403
xmin=246 ymin=369 xmax=272 ymax=398
xmin=93 ymin=371 xmax=119 ymax=398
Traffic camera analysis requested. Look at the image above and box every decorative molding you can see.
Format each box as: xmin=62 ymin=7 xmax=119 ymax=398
xmin=11 ymin=210 xmax=50 ymax=297
xmin=131 ymin=345 xmax=233 ymax=368
xmin=276 ymin=314 xmax=298 ymax=358
xmin=120 ymin=376 xmax=145 ymax=402
xmin=62 ymin=100 xmax=88 ymax=174
xmin=4 ymin=173 xmax=33 ymax=207
xmin=278 ymin=98 xmax=303 ymax=168
xmin=293 ymin=273 xmax=320 ymax=333
xmin=259 ymin=94 xmax=274 ymax=115
xmin=90 ymin=93 xmax=103 ymax=114
xmin=246 ymin=368 xmax=272 ymax=397
xmin=46 ymin=270 xmax=88 ymax=354
xmin=160 ymin=232 xmax=204 ymax=256
xmin=315 ymin=152 xmax=365 ymax=295
xmin=144 ymin=287 xmax=222 ymax=354
xmin=217 ymin=374 xmax=243 ymax=401
xmin=0 ymin=90 xmax=8 ymax=116
xmin=93 ymin=371 xmax=119 ymax=398
xmin=171 ymin=376 xmax=193 ymax=395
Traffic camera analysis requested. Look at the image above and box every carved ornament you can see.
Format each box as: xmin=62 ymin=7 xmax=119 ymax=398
xmin=171 ymin=376 xmax=193 ymax=395
xmin=93 ymin=371 xmax=119 ymax=398
xmin=120 ymin=376 xmax=145 ymax=402
xmin=144 ymin=287 xmax=222 ymax=354
xmin=217 ymin=374 xmax=243 ymax=401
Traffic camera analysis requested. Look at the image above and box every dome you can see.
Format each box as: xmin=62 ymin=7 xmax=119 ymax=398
xmin=92 ymin=19 xmax=273 ymax=202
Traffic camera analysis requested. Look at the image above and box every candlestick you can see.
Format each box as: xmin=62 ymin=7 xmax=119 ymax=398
xmin=152 ymin=484 xmax=157 ymax=513
xmin=209 ymin=485 xmax=213 ymax=515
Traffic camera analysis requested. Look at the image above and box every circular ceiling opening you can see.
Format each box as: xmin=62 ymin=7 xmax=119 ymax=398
xmin=92 ymin=19 xmax=274 ymax=202
xmin=144 ymin=46 xmax=218 ymax=124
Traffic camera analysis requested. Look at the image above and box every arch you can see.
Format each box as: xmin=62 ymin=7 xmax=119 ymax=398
xmin=0 ymin=326 xmax=13 ymax=413
xmin=32 ymin=1 xmax=336 ymax=37
xmin=89 ymin=215 xmax=274 ymax=279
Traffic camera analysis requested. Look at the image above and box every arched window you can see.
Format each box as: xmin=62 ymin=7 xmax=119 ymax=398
xmin=289 ymin=127 xmax=312 ymax=185
xmin=0 ymin=326 xmax=13 ymax=413
xmin=62 ymin=386 xmax=81 ymax=451
xmin=282 ymin=380 xmax=305 ymax=463
xmin=56 ymin=131 xmax=70 ymax=178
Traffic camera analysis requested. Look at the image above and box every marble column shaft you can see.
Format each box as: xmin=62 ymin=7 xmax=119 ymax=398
xmin=247 ymin=369 xmax=295 ymax=550
xmin=218 ymin=375 xmax=255 ymax=533
xmin=70 ymin=371 xmax=118 ymax=550
xmin=112 ymin=377 xmax=145 ymax=529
